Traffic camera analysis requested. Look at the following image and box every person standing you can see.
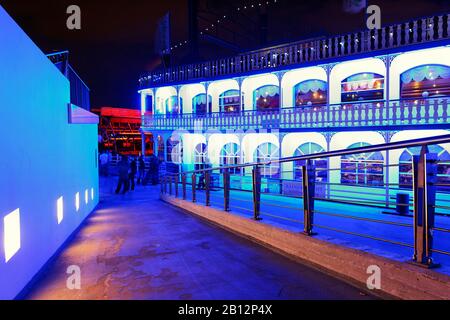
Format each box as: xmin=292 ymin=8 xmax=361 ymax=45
xmin=197 ymin=173 xmax=206 ymax=190
xmin=129 ymin=157 xmax=137 ymax=191
xmin=137 ymin=155 xmax=146 ymax=185
xmin=149 ymin=154 xmax=160 ymax=185
xmin=115 ymin=155 xmax=129 ymax=194
xmin=99 ymin=152 xmax=109 ymax=176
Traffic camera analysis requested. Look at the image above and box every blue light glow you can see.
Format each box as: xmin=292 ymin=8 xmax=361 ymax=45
xmin=75 ymin=193 xmax=80 ymax=212
xmin=3 ymin=209 xmax=21 ymax=263
xmin=57 ymin=197 xmax=64 ymax=224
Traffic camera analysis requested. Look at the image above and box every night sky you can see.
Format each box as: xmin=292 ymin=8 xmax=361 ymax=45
xmin=1 ymin=0 xmax=449 ymax=109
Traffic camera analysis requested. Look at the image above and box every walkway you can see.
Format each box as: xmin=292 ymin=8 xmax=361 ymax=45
xmin=24 ymin=178 xmax=373 ymax=300
xmin=179 ymin=185 xmax=450 ymax=275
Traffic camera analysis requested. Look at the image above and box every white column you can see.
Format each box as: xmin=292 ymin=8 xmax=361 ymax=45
xmin=238 ymin=78 xmax=244 ymax=113
xmin=140 ymin=92 xmax=148 ymax=115
xmin=152 ymin=93 xmax=156 ymax=114
xmin=385 ymin=55 xmax=391 ymax=109
xmin=176 ymin=86 xmax=181 ymax=114
xmin=204 ymin=82 xmax=210 ymax=114
xmin=325 ymin=64 xmax=333 ymax=124
xmin=277 ymin=72 xmax=284 ymax=108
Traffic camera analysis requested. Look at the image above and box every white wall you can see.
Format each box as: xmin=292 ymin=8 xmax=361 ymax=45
xmin=0 ymin=6 xmax=99 ymax=299
xmin=241 ymin=74 xmax=279 ymax=111
xmin=208 ymin=79 xmax=239 ymax=113
xmin=139 ymin=88 xmax=153 ymax=115
xmin=241 ymin=133 xmax=280 ymax=163
xmin=179 ymin=83 xmax=206 ymax=114
xmin=329 ymin=58 xmax=386 ymax=104
xmin=181 ymin=133 xmax=207 ymax=171
xmin=390 ymin=47 xmax=450 ymax=100
xmin=281 ymin=133 xmax=328 ymax=179
xmin=389 ymin=130 xmax=450 ymax=184
xmin=207 ymin=134 xmax=240 ymax=165
xmin=281 ymin=67 xmax=327 ymax=108
xmin=155 ymin=86 xmax=177 ymax=114
xmin=329 ymin=131 xmax=386 ymax=184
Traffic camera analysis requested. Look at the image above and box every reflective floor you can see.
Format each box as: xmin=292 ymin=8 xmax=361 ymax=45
xmin=23 ymin=178 xmax=374 ymax=300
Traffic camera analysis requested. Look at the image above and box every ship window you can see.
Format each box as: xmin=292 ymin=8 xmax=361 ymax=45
xmin=399 ymin=145 xmax=450 ymax=191
xmin=400 ymin=64 xmax=450 ymax=100
xmin=254 ymin=142 xmax=279 ymax=178
xmin=192 ymin=94 xmax=212 ymax=115
xmin=294 ymin=80 xmax=327 ymax=107
xmin=293 ymin=143 xmax=328 ymax=182
xmin=341 ymin=142 xmax=384 ymax=186
xmin=219 ymin=90 xmax=241 ymax=113
xmin=166 ymin=138 xmax=182 ymax=163
xmin=165 ymin=96 xmax=179 ymax=115
xmin=194 ymin=143 xmax=208 ymax=171
xmin=341 ymin=73 xmax=384 ymax=102
xmin=254 ymin=85 xmax=280 ymax=111
xmin=220 ymin=143 xmax=240 ymax=174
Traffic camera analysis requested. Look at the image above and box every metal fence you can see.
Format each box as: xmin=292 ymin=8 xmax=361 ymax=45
xmin=161 ymin=134 xmax=450 ymax=269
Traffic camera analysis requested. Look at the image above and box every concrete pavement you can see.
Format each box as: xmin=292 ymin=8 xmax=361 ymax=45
xmin=23 ymin=178 xmax=374 ymax=300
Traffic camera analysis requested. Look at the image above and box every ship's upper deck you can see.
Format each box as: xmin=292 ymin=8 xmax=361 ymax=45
xmin=139 ymin=13 xmax=449 ymax=89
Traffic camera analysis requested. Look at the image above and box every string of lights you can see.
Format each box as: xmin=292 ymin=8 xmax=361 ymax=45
xmin=162 ymin=0 xmax=279 ymax=54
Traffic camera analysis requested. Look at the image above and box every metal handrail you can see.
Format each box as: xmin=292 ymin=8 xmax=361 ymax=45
xmin=165 ymin=133 xmax=450 ymax=176
xmin=161 ymin=132 xmax=450 ymax=268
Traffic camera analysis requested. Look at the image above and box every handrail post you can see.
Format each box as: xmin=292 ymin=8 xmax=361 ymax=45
xmin=205 ymin=171 xmax=211 ymax=206
xmin=252 ymin=165 xmax=262 ymax=221
xmin=412 ymin=146 xmax=439 ymax=268
xmin=192 ymin=173 xmax=197 ymax=203
xmin=182 ymin=174 xmax=187 ymax=200
xmin=302 ymin=160 xmax=317 ymax=236
xmin=160 ymin=176 xmax=163 ymax=194
xmin=175 ymin=174 xmax=179 ymax=198
xmin=223 ymin=168 xmax=231 ymax=212
xmin=169 ymin=175 xmax=173 ymax=195
xmin=163 ymin=176 xmax=167 ymax=194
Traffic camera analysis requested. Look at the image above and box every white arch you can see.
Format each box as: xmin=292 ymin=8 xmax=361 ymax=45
xmin=241 ymin=133 xmax=280 ymax=164
xmin=155 ymin=86 xmax=177 ymax=115
xmin=329 ymin=131 xmax=386 ymax=184
xmin=241 ymin=73 xmax=279 ymax=111
xmin=389 ymin=130 xmax=450 ymax=184
xmin=281 ymin=133 xmax=328 ymax=180
xmin=180 ymin=134 xmax=207 ymax=169
xmin=281 ymin=67 xmax=327 ymax=108
xmin=179 ymin=83 xmax=206 ymax=114
xmin=281 ymin=132 xmax=328 ymax=158
xmin=139 ymin=88 xmax=154 ymax=115
xmin=389 ymin=46 xmax=450 ymax=100
xmin=207 ymin=134 xmax=241 ymax=166
xmin=167 ymin=138 xmax=183 ymax=165
xmin=208 ymin=79 xmax=240 ymax=113
xmin=329 ymin=58 xmax=386 ymax=104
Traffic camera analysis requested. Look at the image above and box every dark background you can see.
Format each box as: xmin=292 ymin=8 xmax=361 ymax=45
xmin=1 ymin=0 xmax=449 ymax=109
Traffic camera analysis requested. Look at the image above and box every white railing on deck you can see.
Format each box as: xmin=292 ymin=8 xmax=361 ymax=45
xmin=139 ymin=13 xmax=450 ymax=87
xmin=142 ymin=98 xmax=449 ymax=131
